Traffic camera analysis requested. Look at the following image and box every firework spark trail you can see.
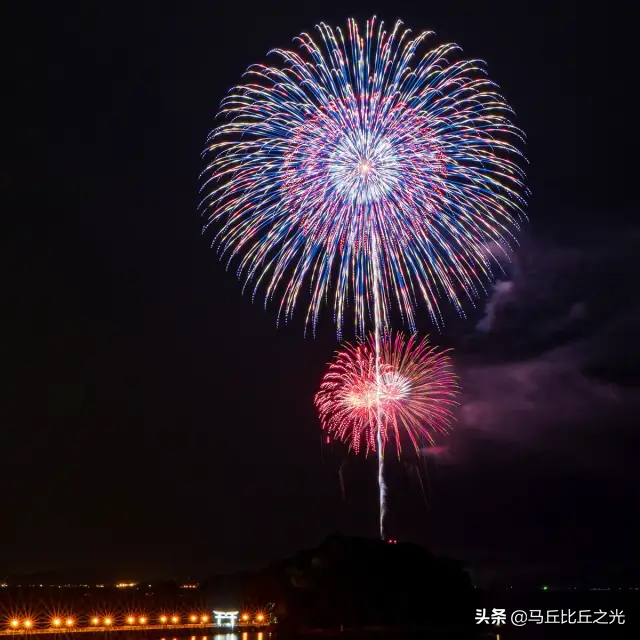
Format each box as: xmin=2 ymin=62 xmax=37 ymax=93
xmin=371 ymin=235 xmax=386 ymax=538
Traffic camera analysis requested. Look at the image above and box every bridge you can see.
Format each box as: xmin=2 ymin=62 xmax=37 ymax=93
xmin=1 ymin=613 xmax=271 ymax=635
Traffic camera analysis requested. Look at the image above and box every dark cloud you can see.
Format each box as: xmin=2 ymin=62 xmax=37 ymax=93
xmin=476 ymin=280 xmax=514 ymax=332
xmin=448 ymin=226 xmax=640 ymax=468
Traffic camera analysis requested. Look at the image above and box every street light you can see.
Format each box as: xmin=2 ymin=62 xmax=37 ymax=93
xmin=104 ymin=618 xmax=112 ymax=626
xmin=256 ymin=614 xmax=265 ymax=622
xmin=189 ymin=615 xmax=197 ymax=623
xmin=160 ymin=616 xmax=167 ymax=624
xmin=171 ymin=616 xmax=179 ymax=624
xmin=127 ymin=617 xmax=135 ymax=625
xmin=92 ymin=618 xmax=100 ymax=625
xmin=201 ymin=616 xmax=209 ymax=623
xmin=66 ymin=619 xmax=74 ymax=627
xmin=10 ymin=620 xmax=19 ymax=628
xmin=24 ymin=620 xmax=32 ymax=629
xmin=139 ymin=617 xmax=147 ymax=625
xmin=52 ymin=619 xmax=61 ymax=627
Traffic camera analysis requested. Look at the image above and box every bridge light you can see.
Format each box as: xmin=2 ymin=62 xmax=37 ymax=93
xmin=66 ymin=619 xmax=74 ymax=627
xmin=160 ymin=616 xmax=167 ymax=623
xmin=24 ymin=620 xmax=32 ymax=628
xmin=52 ymin=619 xmax=61 ymax=627
xmin=92 ymin=618 xmax=100 ymax=625
xmin=189 ymin=615 xmax=197 ymax=623
xmin=139 ymin=617 xmax=147 ymax=625
xmin=256 ymin=614 xmax=264 ymax=622
xmin=201 ymin=616 xmax=209 ymax=623
xmin=241 ymin=614 xmax=249 ymax=621
xmin=171 ymin=616 xmax=179 ymax=623
xmin=104 ymin=618 xmax=112 ymax=626
xmin=10 ymin=620 xmax=19 ymax=628
xmin=127 ymin=617 xmax=135 ymax=625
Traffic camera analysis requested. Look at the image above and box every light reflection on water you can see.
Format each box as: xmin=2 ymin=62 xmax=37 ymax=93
xmin=151 ymin=635 xmax=267 ymax=640
xmin=150 ymin=632 xmax=507 ymax=640
xmin=134 ymin=633 xmax=504 ymax=640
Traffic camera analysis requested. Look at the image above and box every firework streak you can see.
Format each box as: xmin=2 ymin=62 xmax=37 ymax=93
xmin=202 ymin=17 xmax=526 ymax=538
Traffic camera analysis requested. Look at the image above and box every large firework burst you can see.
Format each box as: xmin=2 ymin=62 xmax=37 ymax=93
xmin=315 ymin=332 xmax=459 ymax=455
xmin=202 ymin=16 xmax=526 ymax=539
xmin=201 ymin=16 xmax=527 ymax=336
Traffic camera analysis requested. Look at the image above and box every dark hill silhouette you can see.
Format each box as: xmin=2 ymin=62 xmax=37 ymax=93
xmin=202 ymin=533 xmax=477 ymax=631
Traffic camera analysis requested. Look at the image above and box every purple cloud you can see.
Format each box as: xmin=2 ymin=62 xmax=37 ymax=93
xmin=443 ymin=228 xmax=640 ymax=468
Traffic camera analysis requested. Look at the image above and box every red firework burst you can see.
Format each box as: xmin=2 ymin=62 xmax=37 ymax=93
xmin=315 ymin=332 xmax=459 ymax=455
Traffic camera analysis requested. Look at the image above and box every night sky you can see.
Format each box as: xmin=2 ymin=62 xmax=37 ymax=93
xmin=4 ymin=0 xmax=637 ymax=581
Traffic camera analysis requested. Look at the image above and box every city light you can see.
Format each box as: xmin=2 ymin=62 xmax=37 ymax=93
xmin=2 ymin=608 xmax=270 ymax=633
xmin=115 ymin=582 xmax=137 ymax=588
